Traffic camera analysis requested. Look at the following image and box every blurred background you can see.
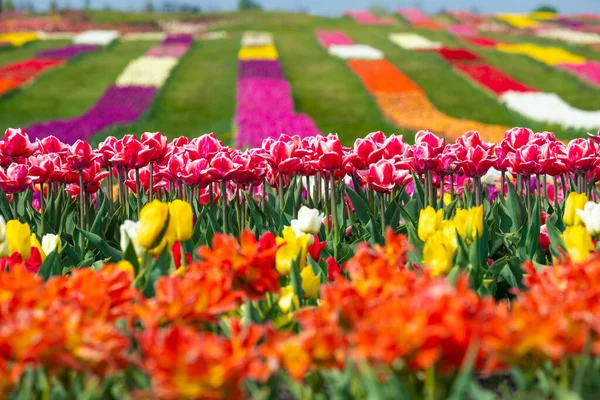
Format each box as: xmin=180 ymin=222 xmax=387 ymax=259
xmin=1 ymin=0 xmax=600 ymax=146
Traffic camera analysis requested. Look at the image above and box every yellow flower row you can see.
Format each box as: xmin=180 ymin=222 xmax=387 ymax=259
xmin=497 ymin=14 xmax=540 ymax=29
xmin=496 ymin=42 xmax=586 ymax=66
xmin=0 ymin=32 xmax=38 ymax=47
xmin=238 ymin=45 xmax=279 ymax=60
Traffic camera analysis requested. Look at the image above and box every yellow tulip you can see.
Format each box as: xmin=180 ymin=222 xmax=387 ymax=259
xmin=138 ymin=200 xmax=169 ymax=253
xmin=422 ymin=230 xmax=454 ymax=277
xmin=563 ymin=225 xmax=594 ymax=263
xmin=116 ymin=260 xmax=135 ymax=278
xmin=466 ymin=206 xmax=484 ymax=242
xmin=300 ymin=266 xmax=320 ymax=299
xmin=564 ymin=192 xmax=588 ymax=226
xmin=275 ymin=226 xmax=308 ymax=275
xmin=443 ymin=193 xmax=452 ymax=207
xmin=453 ymin=209 xmax=469 ymax=239
xmin=418 ymin=206 xmax=443 ymax=242
xmin=440 ymin=220 xmax=458 ymax=253
xmin=278 ymin=285 xmax=299 ymax=313
xmin=6 ymin=220 xmax=31 ymax=260
xmin=166 ymin=200 xmax=193 ymax=243
xmin=30 ymin=233 xmax=45 ymax=262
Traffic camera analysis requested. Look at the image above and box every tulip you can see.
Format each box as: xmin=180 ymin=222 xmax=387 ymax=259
xmin=300 ymin=266 xmax=320 ymax=299
xmin=326 ymin=256 xmax=344 ymax=281
xmin=440 ymin=220 xmax=458 ymax=253
xmin=422 ymin=230 xmax=454 ymax=277
xmin=291 ymin=206 xmax=324 ymax=236
xmin=564 ymin=192 xmax=588 ymax=226
xmin=418 ymin=206 xmax=443 ymax=242
xmin=141 ymin=132 xmax=168 ymax=162
xmin=116 ymin=260 xmax=135 ymax=278
xmin=0 ymin=216 xmax=7 ymax=257
xmin=30 ymin=233 xmax=45 ymax=261
xmin=466 ymin=206 xmax=484 ymax=242
xmin=2 ymin=128 xmax=37 ymax=158
xmin=120 ymin=220 xmax=145 ymax=258
xmin=138 ymin=200 xmax=170 ymax=253
xmin=501 ymin=127 xmax=534 ymax=153
xmin=356 ymin=159 xmax=407 ymax=193
xmin=66 ymin=140 xmax=97 ymax=170
xmin=562 ymin=225 xmax=594 ymax=263
xmin=576 ymin=201 xmax=600 ymax=236
xmin=481 ymin=167 xmax=501 ymax=185
xmin=166 ymin=200 xmax=193 ymax=243
xmin=6 ymin=220 xmax=31 ymax=260
xmin=278 ymin=285 xmax=299 ymax=313
xmin=41 ymin=233 xmax=61 ymax=256
xmin=540 ymin=224 xmax=550 ymax=252
xmin=0 ymin=163 xmax=32 ymax=194
xmin=275 ymin=226 xmax=308 ymax=275
xmin=565 ymin=138 xmax=598 ymax=172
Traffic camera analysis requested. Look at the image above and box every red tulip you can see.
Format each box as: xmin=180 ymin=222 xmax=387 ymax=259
xmin=308 ymin=236 xmax=327 ymax=261
xmin=209 ymin=151 xmax=239 ymax=182
xmin=185 ymin=133 xmax=223 ymax=160
xmin=230 ymin=151 xmax=267 ymax=185
xmin=27 ymin=154 xmax=56 ymax=184
xmin=2 ymin=128 xmax=37 ymax=158
xmin=110 ymin=135 xmax=154 ymax=168
xmin=0 ymin=163 xmax=32 ymax=193
xmin=126 ymin=165 xmax=167 ymax=194
xmin=316 ymin=134 xmax=344 ymax=170
xmin=66 ymin=161 xmax=108 ymax=196
xmin=440 ymin=143 xmax=464 ymax=174
xmin=66 ymin=140 xmax=98 ymax=171
xmin=141 ymin=132 xmax=168 ymax=162
xmin=267 ymin=139 xmax=301 ymax=175
xmin=326 ymin=257 xmax=344 ymax=282
xmin=512 ymin=143 xmax=543 ymax=175
xmin=415 ymin=130 xmax=445 ymax=153
xmin=179 ymin=158 xmax=214 ymax=188
xmin=37 ymin=135 xmax=67 ymax=156
xmin=540 ymin=142 xmax=568 ymax=176
xmin=565 ymin=138 xmax=598 ymax=172
xmin=98 ymin=136 xmax=119 ymax=166
xmin=456 ymin=130 xmax=490 ymax=150
xmin=501 ymin=127 xmax=534 ymax=153
xmin=456 ymin=145 xmax=495 ymax=177
xmin=540 ymin=224 xmax=550 ymax=253
xmin=357 ymin=159 xmax=407 ymax=193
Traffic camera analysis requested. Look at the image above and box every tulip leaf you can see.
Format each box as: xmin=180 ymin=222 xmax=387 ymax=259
xmin=525 ymin=200 xmax=543 ymax=262
xmin=499 ymin=257 xmax=525 ymax=289
xmin=346 ymin=188 xmax=370 ymax=224
xmin=411 ymin=172 xmax=424 ymax=209
xmin=206 ymin=208 xmax=222 ymax=234
xmin=504 ymin=178 xmax=524 ymax=234
xmin=290 ymin=253 xmax=304 ymax=308
xmin=546 ymin=214 xmax=567 ymax=258
xmin=124 ymin=240 xmax=141 ymax=277
xmin=78 ymin=229 xmax=122 ymax=262
xmin=39 ymin=250 xmax=60 ymax=280
xmin=90 ymin=198 xmax=107 ymax=235
xmin=244 ymin=192 xmax=265 ymax=233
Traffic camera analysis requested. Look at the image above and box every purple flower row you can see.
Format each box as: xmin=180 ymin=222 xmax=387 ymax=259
xmin=36 ymin=44 xmax=99 ymax=60
xmin=26 ymin=86 xmax=157 ymax=143
xmin=25 ymin=34 xmax=193 ymax=144
xmin=235 ymin=52 xmax=320 ymax=148
xmin=146 ymin=43 xmax=191 ymax=58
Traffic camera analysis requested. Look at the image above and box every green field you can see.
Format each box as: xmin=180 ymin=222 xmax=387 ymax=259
xmin=1 ymin=10 xmax=599 ymax=145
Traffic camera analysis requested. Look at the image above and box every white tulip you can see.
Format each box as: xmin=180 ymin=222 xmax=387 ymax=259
xmin=41 ymin=234 xmax=61 ymax=255
xmin=291 ymin=206 xmax=324 ymax=235
xmin=577 ymin=202 xmax=600 ymax=236
xmin=120 ymin=220 xmax=145 ymax=258
xmin=481 ymin=167 xmax=501 ymax=185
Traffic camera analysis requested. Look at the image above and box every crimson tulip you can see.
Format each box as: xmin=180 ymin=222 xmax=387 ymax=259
xmin=178 ymin=158 xmax=214 ymax=188
xmin=66 ymin=140 xmax=98 ymax=171
xmin=110 ymin=135 xmax=154 ymax=168
xmin=185 ymin=133 xmax=223 ymax=160
xmin=457 ymin=145 xmax=495 ymax=177
xmin=0 ymin=163 xmax=32 ymax=193
xmin=565 ymin=138 xmax=598 ymax=172
xmin=126 ymin=166 xmax=167 ymax=194
xmin=357 ymin=159 xmax=407 ymax=193
xmin=141 ymin=131 xmax=168 ymax=162
xmin=2 ymin=128 xmax=37 ymax=159
xmin=37 ymin=135 xmax=67 ymax=156
xmin=512 ymin=143 xmax=543 ymax=175
xmin=27 ymin=154 xmax=56 ymax=184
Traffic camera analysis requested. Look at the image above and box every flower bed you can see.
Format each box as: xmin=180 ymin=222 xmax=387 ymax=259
xmin=497 ymin=13 xmax=540 ymax=29
xmin=446 ymin=24 xmax=479 ymax=37
xmin=328 ymin=44 xmax=384 ymax=60
xmin=2 ymin=127 xmax=600 ymax=398
xmin=0 ymin=31 xmax=37 ymax=46
xmin=344 ymin=10 xmax=397 ymax=25
xmin=433 ymin=47 xmax=483 ymax=63
xmin=496 ymin=42 xmax=586 ymax=65
xmin=315 ymin=29 xmax=354 ymax=48
xmin=537 ymin=28 xmax=600 ymax=44
xmin=234 ymin=32 xmax=320 ymax=148
xmin=319 ymin=30 xmax=508 ymax=141
xmin=556 ymin=61 xmax=600 ymax=86
xmin=388 ymin=33 xmax=442 ymax=50
xmin=73 ymin=30 xmax=119 ymax=46
xmin=36 ymin=44 xmax=99 ymax=60
xmin=396 ymin=7 xmax=442 ymax=29
xmin=454 ymin=63 xmax=538 ymax=94
xmin=24 ymin=35 xmax=192 ymax=143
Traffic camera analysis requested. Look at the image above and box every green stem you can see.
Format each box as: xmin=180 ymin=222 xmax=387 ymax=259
xmin=39 ymin=182 xmax=44 ymax=234
xmin=149 ymin=161 xmax=154 ymax=202
xmin=220 ymin=181 xmax=227 ymax=233
xmin=79 ymin=171 xmax=85 ymax=231
xmin=278 ymin=173 xmax=284 ymax=220
xmin=380 ymin=191 xmax=385 ymax=237
xmin=107 ymin=163 xmax=113 ymax=213
xmin=330 ymin=171 xmax=338 ymax=260
xmin=135 ymin=168 xmax=141 ymax=218
xmin=12 ymin=191 xmax=17 ymax=220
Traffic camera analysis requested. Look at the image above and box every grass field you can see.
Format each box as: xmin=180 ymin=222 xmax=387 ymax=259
xmin=1 ymin=10 xmax=599 ymax=145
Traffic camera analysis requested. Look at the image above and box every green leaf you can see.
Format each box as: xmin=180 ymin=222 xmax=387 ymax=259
xmin=78 ymin=229 xmax=122 ymax=262
xmin=39 ymin=250 xmax=60 ymax=280
xmin=346 ymin=188 xmax=371 ymax=224
xmin=290 ymin=253 xmax=304 ymax=308
xmin=90 ymin=198 xmax=107 ymax=235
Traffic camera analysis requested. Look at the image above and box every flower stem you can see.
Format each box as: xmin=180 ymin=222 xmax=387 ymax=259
xmin=330 ymin=170 xmax=338 ymax=260
xmin=79 ymin=170 xmax=85 ymax=232
xmin=380 ymin=191 xmax=385 ymax=237
xmin=39 ymin=182 xmax=44 ymax=234
xmin=12 ymin=192 xmax=17 ymax=220
xmin=135 ymin=168 xmax=141 ymax=218
xmin=107 ymin=163 xmax=113 ymax=213
xmin=278 ymin=173 xmax=284 ymax=220
xmin=149 ymin=161 xmax=154 ymax=203
xmin=220 ymin=181 xmax=227 ymax=234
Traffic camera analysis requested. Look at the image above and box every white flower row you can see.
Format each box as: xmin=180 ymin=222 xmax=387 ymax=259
xmin=241 ymin=31 xmax=273 ymax=47
xmin=115 ymin=56 xmax=179 ymax=88
xmin=73 ymin=30 xmax=119 ymax=46
xmin=122 ymin=32 xmax=167 ymax=41
xmin=537 ymin=28 xmax=600 ymax=44
xmin=158 ymin=20 xmax=207 ymax=34
xmin=36 ymin=31 xmax=77 ymax=40
xmin=202 ymin=31 xmax=227 ymax=40
xmin=389 ymin=33 xmax=442 ymax=50
xmin=328 ymin=44 xmax=383 ymax=60
xmin=500 ymin=91 xmax=600 ymax=129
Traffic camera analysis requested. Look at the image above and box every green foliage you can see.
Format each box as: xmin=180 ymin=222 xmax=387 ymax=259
xmin=239 ymin=0 xmax=262 ymax=10
xmin=533 ymin=4 xmax=558 ymax=13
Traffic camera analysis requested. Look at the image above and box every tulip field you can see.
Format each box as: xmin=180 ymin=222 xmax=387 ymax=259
xmin=4 ymin=7 xmax=600 ymax=400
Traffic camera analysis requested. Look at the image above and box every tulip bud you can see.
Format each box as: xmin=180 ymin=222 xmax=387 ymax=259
xmin=6 ymin=220 xmax=31 ymax=260
xmin=562 ymin=225 xmax=594 ymax=263
xmin=576 ymin=202 xmax=600 ymax=236
xmin=275 ymin=226 xmax=308 ymax=275
xmin=564 ymin=192 xmax=588 ymax=226
xmin=481 ymin=167 xmax=501 ymax=185
xmin=41 ymin=233 xmax=61 ymax=256
xmin=300 ymin=265 xmax=320 ymax=299
xmin=120 ymin=220 xmax=145 ymax=258
xmin=278 ymin=285 xmax=299 ymax=313
xmin=138 ymin=200 xmax=170 ymax=253
xmin=466 ymin=206 xmax=484 ymax=242
xmin=166 ymin=200 xmax=193 ymax=244
xmin=418 ymin=206 xmax=443 ymax=242
xmin=422 ymin=230 xmax=454 ymax=277
xmin=291 ymin=206 xmax=324 ymax=236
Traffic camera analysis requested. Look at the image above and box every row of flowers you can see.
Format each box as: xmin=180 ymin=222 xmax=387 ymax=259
xmin=234 ymin=31 xmax=321 ymax=149
xmin=319 ymin=30 xmax=508 ymax=141
xmin=24 ymin=34 xmax=192 ymax=144
xmin=344 ymin=10 xmax=398 ymax=26
xmin=396 ymin=7 xmax=442 ymax=30
xmin=0 ymin=31 xmax=38 ymax=47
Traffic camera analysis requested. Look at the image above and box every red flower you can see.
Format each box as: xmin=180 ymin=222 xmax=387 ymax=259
xmin=66 ymin=140 xmax=97 ymax=171
xmin=141 ymin=131 xmax=168 ymax=162
xmin=110 ymin=135 xmax=155 ymax=169
xmin=308 ymin=236 xmax=327 ymax=261
xmin=357 ymin=159 xmax=408 ymax=193
xmin=2 ymin=128 xmax=37 ymax=159
xmin=0 ymin=163 xmax=31 ymax=193
xmin=326 ymin=257 xmax=344 ymax=281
